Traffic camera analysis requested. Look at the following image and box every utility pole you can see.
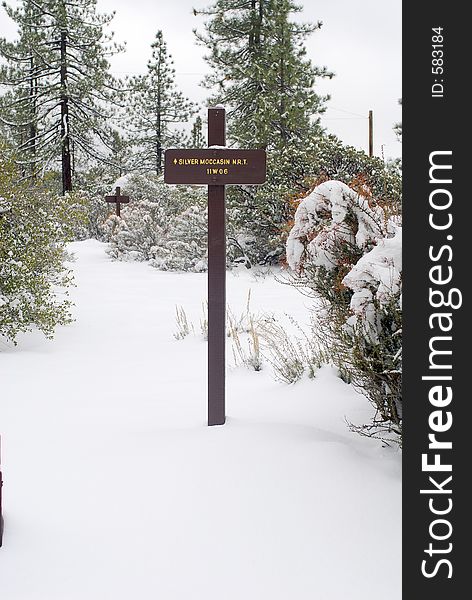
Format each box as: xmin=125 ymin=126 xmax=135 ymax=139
xmin=368 ymin=110 xmax=374 ymax=157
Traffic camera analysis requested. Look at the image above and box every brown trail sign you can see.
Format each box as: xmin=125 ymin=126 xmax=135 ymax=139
xmin=164 ymin=149 xmax=266 ymax=185
xmin=165 ymin=107 xmax=266 ymax=426
xmin=105 ymin=186 xmax=130 ymax=217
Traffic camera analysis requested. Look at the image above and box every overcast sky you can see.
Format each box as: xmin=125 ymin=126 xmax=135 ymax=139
xmin=1 ymin=0 xmax=402 ymax=158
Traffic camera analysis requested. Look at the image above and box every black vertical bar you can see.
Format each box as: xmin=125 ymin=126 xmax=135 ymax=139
xmin=404 ymin=5 xmax=466 ymax=598
xmin=207 ymin=107 xmax=226 ymax=426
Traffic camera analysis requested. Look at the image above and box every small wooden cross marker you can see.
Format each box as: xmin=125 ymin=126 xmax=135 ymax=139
xmin=105 ymin=186 xmax=130 ymax=217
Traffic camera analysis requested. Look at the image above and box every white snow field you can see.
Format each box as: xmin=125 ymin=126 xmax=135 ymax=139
xmin=0 ymin=240 xmax=401 ymax=600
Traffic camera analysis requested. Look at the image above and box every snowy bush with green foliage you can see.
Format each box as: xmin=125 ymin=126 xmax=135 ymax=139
xmin=80 ymin=191 xmax=110 ymax=241
xmin=108 ymin=173 xmax=183 ymax=208
xmin=228 ymin=135 xmax=402 ymax=267
xmin=106 ymin=201 xmax=168 ymax=262
xmin=0 ymin=149 xmax=83 ymax=343
xmin=149 ymin=204 xmax=208 ymax=272
xmin=287 ymin=179 xmax=402 ymax=443
xmin=303 ymin=136 xmax=402 ymax=202
xmin=103 ymin=173 xmax=208 ymax=271
xmin=73 ymin=173 xmax=180 ymax=244
xmin=286 ymin=180 xmax=398 ymax=274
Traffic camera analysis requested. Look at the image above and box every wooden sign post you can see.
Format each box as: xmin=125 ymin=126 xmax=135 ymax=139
xmin=105 ymin=186 xmax=130 ymax=217
xmin=164 ymin=107 xmax=266 ymax=426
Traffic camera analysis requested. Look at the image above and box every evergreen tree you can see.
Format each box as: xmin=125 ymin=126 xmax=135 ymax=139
xmin=107 ymin=129 xmax=132 ymax=177
xmin=194 ymin=0 xmax=332 ymax=149
xmin=190 ymin=115 xmax=205 ymax=148
xmin=0 ymin=0 xmax=124 ymax=193
xmin=127 ymin=31 xmax=194 ymax=175
xmin=260 ymin=1 xmax=330 ymax=150
xmin=0 ymin=139 xmax=83 ymax=342
xmin=0 ymin=1 xmax=52 ymax=178
xmin=194 ymin=0 xmax=333 ymax=264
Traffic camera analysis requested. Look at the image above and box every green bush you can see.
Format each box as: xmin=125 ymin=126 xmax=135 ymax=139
xmin=286 ymin=179 xmax=402 ymax=444
xmin=227 ymin=135 xmax=402 ymax=267
xmin=0 ymin=147 xmax=83 ymax=343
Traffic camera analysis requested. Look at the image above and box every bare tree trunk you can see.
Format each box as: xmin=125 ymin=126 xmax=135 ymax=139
xmin=279 ymin=19 xmax=288 ymax=143
xmin=156 ymin=104 xmax=162 ymax=174
xmin=256 ymin=0 xmax=263 ymax=46
xmin=156 ymin=47 xmax=162 ymax=175
xmin=249 ymin=0 xmax=263 ymax=49
xmin=29 ymin=56 xmax=37 ymax=178
xmin=60 ymin=30 xmax=72 ymax=194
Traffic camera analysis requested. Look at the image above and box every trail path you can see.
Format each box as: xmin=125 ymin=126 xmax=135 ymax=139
xmin=0 ymin=240 xmax=401 ymax=600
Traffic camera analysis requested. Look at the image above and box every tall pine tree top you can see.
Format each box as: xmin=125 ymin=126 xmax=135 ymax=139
xmin=127 ymin=31 xmax=194 ymax=175
xmin=194 ymin=0 xmax=333 ymax=149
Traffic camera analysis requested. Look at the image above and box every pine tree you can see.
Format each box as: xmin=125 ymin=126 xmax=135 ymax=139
xmin=0 ymin=138 xmax=82 ymax=342
xmin=0 ymin=0 xmax=124 ymax=193
xmin=194 ymin=0 xmax=334 ymax=264
xmin=127 ymin=31 xmax=194 ymax=175
xmin=190 ymin=115 xmax=205 ymax=148
xmin=194 ymin=0 xmax=332 ymax=149
xmin=260 ymin=0 xmax=330 ymax=150
xmin=108 ymin=129 xmax=132 ymax=177
xmin=0 ymin=1 xmax=52 ymax=178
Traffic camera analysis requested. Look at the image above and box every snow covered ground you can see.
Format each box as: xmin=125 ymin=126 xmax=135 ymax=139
xmin=0 ymin=240 xmax=401 ymax=600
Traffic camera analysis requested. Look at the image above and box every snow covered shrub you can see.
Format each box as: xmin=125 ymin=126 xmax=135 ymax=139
xmin=79 ymin=172 xmax=192 ymax=245
xmin=305 ymin=136 xmax=402 ymax=207
xmin=150 ymin=203 xmax=208 ymax=272
xmin=0 ymin=149 xmax=80 ymax=343
xmin=226 ymin=135 xmax=401 ymax=267
xmin=342 ymin=229 xmax=402 ymax=346
xmin=286 ymin=180 xmax=402 ymax=443
xmin=107 ymin=173 xmax=158 ymax=202
xmin=226 ymin=144 xmax=317 ymax=267
xmin=341 ymin=230 xmax=402 ymax=436
xmin=103 ymin=173 xmax=208 ymax=271
xmin=107 ymin=200 xmax=167 ymax=261
xmin=109 ymin=173 xmax=194 ymax=214
xmin=78 ymin=191 xmax=110 ymax=241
